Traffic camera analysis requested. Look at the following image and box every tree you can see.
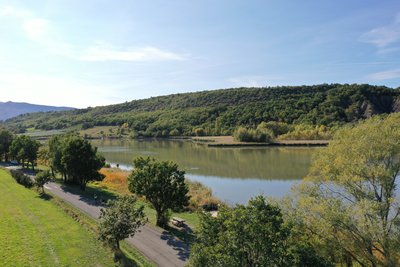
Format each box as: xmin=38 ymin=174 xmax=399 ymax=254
xmin=48 ymin=135 xmax=66 ymax=178
xmin=61 ymin=135 xmax=105 ymax=190
xmin=0 ymin=128 xmax=13 ymax=161
xmin=128 ymin=157 xmax=189 ymax=227
xmin=189 ymin=196 xmax=332 ymax=267
xmin=290 ymin=114 xmax=400 ymax=266
xmin=9 ymin=135 xmax=40 ymax=170
xmin=98 ymin=195 xmax=147 ymax=250
xmin=35 ymin=170 xmax=52 ymax=194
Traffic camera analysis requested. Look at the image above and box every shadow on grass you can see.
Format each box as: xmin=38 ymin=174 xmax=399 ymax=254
xmin=114 ymin=249 xmax=139 ymax=267
xmin=36 ymin=192 xmax=53 ymax=201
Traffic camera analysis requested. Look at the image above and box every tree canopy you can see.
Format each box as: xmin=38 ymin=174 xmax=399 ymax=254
xmin=0 ymin=128 xmax=13 ymax=161
xmin=45 ymin=134 xmax=105 ymax=190
xmin=289 ymin=113 xmax=400 ymax=266
xmin=190 ymin=196 xmax=332 ymax=267
xmin=9 ymin=135 xmax=40 ymax=170
xmin=98 ymin=195 xmax=147 ymax=250
xmin=128 ymin=157 xmax=190 ymax=227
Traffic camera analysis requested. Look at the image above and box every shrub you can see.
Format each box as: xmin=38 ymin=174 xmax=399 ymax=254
xmin=193 ymin=127 xmax=206 ymax=136
xmin=278 ymin=124 xmax=334 ymax=140
xmin=233 ymin=126 xmax=274 ymax=143
xmin=10 ymin=169 xmax=33 ymax=188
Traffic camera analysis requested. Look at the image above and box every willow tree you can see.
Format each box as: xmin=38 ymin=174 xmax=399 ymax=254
xmin=290 ymin=114 xmax=400 ymax=266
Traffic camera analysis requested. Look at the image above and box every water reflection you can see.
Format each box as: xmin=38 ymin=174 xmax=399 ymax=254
xmin=91 ymin=139 xmax=319 ymax=203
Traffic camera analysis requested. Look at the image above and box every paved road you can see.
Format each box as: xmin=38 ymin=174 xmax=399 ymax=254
xmin=44 ymin=182 xmax=189 ymax=267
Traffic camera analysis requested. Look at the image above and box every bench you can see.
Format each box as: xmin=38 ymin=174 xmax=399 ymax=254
xmin=171 ymin=217 xmax=185 ymax=227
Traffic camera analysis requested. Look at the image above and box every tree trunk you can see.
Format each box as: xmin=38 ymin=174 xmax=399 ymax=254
xmin=156 ymin=208 xmax=167 ymax=227
xmin=80 ymin=181 xmax=86 ymax=191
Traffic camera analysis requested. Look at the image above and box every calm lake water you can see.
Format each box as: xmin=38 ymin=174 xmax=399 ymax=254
xmin=91 ymin=139 xmax=320 ymax=204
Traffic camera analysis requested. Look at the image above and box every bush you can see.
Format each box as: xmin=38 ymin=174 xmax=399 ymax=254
xmin=169 ymin=128 xmax=180 ymax=136
xmin=257 ymin=121 xmax=292 ymax=136
xmin=233 ymin=126 xmax=274 ymax=143
xmin=10 ymin=169 xmax=33 ymax=188
xmin=187 ymin=181 xmax=221 ymax=211
xmin=193 ymin=127 xmax=206 ymax=136
xmin=278 ymin=124 xmax=334 ymax=140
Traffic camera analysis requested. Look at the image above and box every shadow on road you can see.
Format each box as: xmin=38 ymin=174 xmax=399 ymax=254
xmin=160 ymin=230 xmax=191 ymax=261
xmin=59 ymin=183 xmax=110 ymax=208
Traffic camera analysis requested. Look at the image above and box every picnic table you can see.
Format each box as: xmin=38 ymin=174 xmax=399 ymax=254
xmin=171 ymin=217 xmax=185 ymax=227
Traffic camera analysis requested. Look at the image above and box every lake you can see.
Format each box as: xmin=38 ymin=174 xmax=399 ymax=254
xmin=91 ymin=139 xmax=320 ymax=204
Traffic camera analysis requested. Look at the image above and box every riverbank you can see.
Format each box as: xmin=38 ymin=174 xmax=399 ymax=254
xmin=22 ymin=127 xmax=329 ymax=147
xmin=192 ymin=136 xmax=329 ymax=147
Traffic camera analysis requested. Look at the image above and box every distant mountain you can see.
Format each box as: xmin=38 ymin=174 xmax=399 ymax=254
xmin=0 ymin=101 xmax=75 ymax=121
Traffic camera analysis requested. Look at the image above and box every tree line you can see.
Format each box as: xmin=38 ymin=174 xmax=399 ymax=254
xmin=0 ymin=130 xmax=105 ymax=191
xmin=4 ymin=84 xmax=399 ymax=137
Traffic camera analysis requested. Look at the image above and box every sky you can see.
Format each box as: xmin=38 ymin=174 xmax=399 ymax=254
xmin=0 ymin=0 xmax=399 ymax=108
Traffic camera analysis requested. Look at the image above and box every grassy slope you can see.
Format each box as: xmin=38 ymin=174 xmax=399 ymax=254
xmin=0 ymin=168 xmax=115 ymax=266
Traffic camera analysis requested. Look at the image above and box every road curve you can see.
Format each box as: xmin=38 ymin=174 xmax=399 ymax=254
xmin=44 ymin=182 xmax=189 ymax=267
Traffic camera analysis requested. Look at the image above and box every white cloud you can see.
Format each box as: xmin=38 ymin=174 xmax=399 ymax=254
xmin=0 ymin=5 xmax=30 ymax=18
xmin=23 ymin=18 xmax=49 ymax=40
xmin=367 ymin=69 xmax=400 ymax=81
xmin=0 ymin=72 xmax=116 ymax=108
xmin=360 ymin=13 xmax=400 ymax=50
xmin=80 ymin=44 xmax=186 ymax=62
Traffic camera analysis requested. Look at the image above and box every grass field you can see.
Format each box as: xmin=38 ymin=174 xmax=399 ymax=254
xmin=0 ymin=168 xmax=115 ymax=266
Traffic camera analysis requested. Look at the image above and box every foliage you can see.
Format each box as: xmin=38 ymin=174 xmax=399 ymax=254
xmin=278 ymin=124 xmax=334 ymax=140
xmin=35 ymin=170 xmax=52 ymax=194
xmin=9 ymin=169 xmax=33 ymax=188
xmin=9 ymin=135 xmax=40 ymax=169
xmin=98 ymin=195 xmax=147 ymax=250
xmin=288 ymin=113 xmax=400 ymax=266
xmin=95 ymin=168 xmax=220 ymax=212
xmin=189 ymin=195 xmax=332 ymax=267
xmin=4 ymin=84 xmax=399 ymax=137
xmin=233 ymin=126 xmax=274 ymax=142
xmin=128 ymin=157 xmax=190 ymax=227
xmin=258 ymin=121 xmax=292 ymax=136
xmin=187 ymin=180 xmax=221 ymax=211
xmin=61 ymin=135 xmax=105 ymax=190
xmin=46 ymin=134 xmax=105 ymax=190
xmin=0 ymin=128 xmax=13 ymax=161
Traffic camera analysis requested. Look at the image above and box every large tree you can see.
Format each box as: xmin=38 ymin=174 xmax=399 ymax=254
xmin=0 ymin=128 xmax=13 ymax=161
xmin=190 ymin=196 xmax=332 ymax=267
xmin=47 ymin=135 xmax=67 ymax=179
xmin=290 ymin=114 xmax=400 ymax=266
xmin=9 ymin=135 xmax=40 ymax=170
xmin=98 ymin=195 xmax=147 ymax=250
xmin=128 ymin=157 xmax=189 ymax=227
xmin=61 ymin=135 xmax=105 ymax=190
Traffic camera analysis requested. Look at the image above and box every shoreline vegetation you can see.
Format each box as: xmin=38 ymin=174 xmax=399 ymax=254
xmin=24 ymin=127 xmax=330 ymax=147
xmin=95 ymin=167 xmax=222 ymax=213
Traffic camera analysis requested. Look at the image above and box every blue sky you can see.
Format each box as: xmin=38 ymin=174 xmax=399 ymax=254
xmin=0 ymin=0 xmax=399 ymax=108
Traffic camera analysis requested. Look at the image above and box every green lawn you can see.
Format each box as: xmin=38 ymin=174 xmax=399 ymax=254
xmin=0 ymin=168 xmax=115 ymax=266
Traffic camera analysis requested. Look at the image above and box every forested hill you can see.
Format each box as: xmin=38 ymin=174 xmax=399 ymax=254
xmin=0 ymin=101 xmax=74 ymax=121
xmin=4 ymin=84 xmax=400 ymax=136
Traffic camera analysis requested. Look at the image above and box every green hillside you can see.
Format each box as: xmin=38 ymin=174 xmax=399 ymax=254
xmin=4 ymin=84 xmax=400 ymax=136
